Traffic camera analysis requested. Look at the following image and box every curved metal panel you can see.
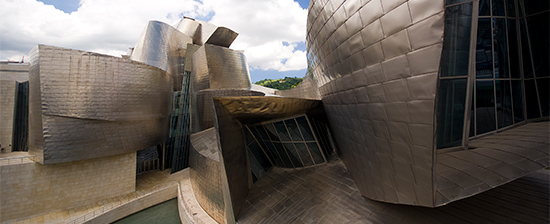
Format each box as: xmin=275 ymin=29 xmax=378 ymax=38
xmin=306 ymin=0 xmax=445 ymax=206
xmin=28 ymin=45 xmax=171 ymax=164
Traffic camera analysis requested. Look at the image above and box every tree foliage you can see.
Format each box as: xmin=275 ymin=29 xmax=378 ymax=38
xmin=254 ymin=77 xmax=303 ymax=90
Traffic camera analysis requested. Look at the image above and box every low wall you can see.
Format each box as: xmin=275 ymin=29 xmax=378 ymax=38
xmin=0 ymin=152 xmax=136 ymax=222
xmin=84 ymin=184 xmax=178 ymax=224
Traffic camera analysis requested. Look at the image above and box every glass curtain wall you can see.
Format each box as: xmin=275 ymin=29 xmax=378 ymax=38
xmin=244 ymin=115 xmax=333 ymax=180
xmin=437 ymin=0 xmax=549 ymax=149
xmin=12 ymin=81 xmax=29 ymax=151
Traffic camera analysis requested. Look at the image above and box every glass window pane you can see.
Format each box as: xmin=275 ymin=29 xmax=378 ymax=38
xmin=476 ymin=18 xmax=494 ymax=79
xmin=493 ymin=0 xmax=505 ymax=16
xmin=476 ymin=80 xmax=497 ymax=134
xmin=506 ymin=0 xmax=516 ymax=17
xmin=264 ymin=124 xmax=280 ymax=141
xmin=525 ymin=79 xmax=541 ymax=119
xmin=479 ymin=0 xmax=491 ymax=16
xmin=440 ymin=3 xmax=473 ymax=77
xmin=249 ymin=141 xmax=272 ymax=171
xmin=264 ymin=140 xmax=286 ymax=167
xmin=247 ymin=147 xmax=265 ymax=181
xmin=283 ymin=143 xmax=304 ymax=167
xmin=296 ymin=116 xmax=315 ymax=141
xmin=284 ymin=119 xmax=303 ymax=141
xmin=496 ymin=80 xmax=514 ymax=128
xmin=494 ymin=18 xmax=509 ymax=78
xmin=273 ymin=121 xmax=290 ymax=141
xmin=536 ymin=78 xmax=549 ymax=116
xmin=295 ymin=143 xmax=315 ymax=166
xmin=520 ymin=19 xmax=534 ymax=78
xmin=244 ymin=127 xmax=255 ymax=145
xmin=445 ymin=0 xmax=469 ymax=5
xmin=511 ymin=80 xmax=525 ymax=123
xmin=522 ymin=0 xmax=550 ymax=15
xmin=274 ymin=142 xmax=295 ymax=168
xmin=307 ymin=143 xmax=326 ymax=164
xmin=436 ymin=79 xmax=467 ymax=148
xmin=527 ymin=13 xmax=550 ymax=78
xmin=253 ymin=125 xmax=269 ymax=141
xmin=507 ymin=19 xmax=520 ymax=78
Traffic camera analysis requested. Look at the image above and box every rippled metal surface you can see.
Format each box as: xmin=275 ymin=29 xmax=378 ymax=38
xmin=307 ymin=0 xmax=445 ymax=206
xmin=192 ymin=44 xmax=252 ymax=92
xmin=131 ymin=21 xmax=192 ymax=91
xmin=28 ymin=45 xmax=171 ymax=164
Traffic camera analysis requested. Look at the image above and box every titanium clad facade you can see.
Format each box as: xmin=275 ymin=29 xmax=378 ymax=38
xmin=28 ymin=45 xmax=172 ymax=164
xmin=307 ymin=0 xmax=444 ymax=206
xmin=306 ymin=0 xmax=549 ymax=207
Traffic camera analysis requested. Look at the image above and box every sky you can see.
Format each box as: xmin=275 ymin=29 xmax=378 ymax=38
xmin=0 ymin=0 xmax=310 ymax=82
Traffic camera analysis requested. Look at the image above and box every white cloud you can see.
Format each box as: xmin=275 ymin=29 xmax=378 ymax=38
xmin=0 ymin=0 xmax=307 ymax=72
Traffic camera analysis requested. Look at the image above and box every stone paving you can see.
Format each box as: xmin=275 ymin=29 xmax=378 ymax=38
xmin=237 ymin=155 xmax=550 ymax=224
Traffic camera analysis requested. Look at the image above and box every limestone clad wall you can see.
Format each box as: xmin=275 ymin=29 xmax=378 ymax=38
xmin=0 ymin=152 xmax=136 ymax=222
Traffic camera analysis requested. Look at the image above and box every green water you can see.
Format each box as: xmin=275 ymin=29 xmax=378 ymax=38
xmin=112 ymin=198 xmax=181 ymax=224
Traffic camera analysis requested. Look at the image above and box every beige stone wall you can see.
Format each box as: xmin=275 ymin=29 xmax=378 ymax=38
xmin=0 ymin=63 xmax=29 ymax=153
xmin=0 ymin=152 xmax=136 ymax=222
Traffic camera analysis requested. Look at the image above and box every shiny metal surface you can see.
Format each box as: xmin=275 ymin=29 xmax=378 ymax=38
xmin=307 ymin=0 xmax=445 ymax=206
xmin=131 ymin=20 xmax=192 ymax=91
xmin=194 ymin=89 xmax=264 ymax=131
xmin=189 ymin=128 xmax=225 ymax=223
xmin=192 ymin=44 xmax=252 ymax=92
xmin=211 ymin=96 xmax=326 ymax=221
xmin=28 ymin=45 xmax=171 ymax=164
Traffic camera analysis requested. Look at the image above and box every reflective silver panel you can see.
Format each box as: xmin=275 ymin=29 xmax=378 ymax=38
xmin=28 ymin=45 xmax=171 ymax=164
xmin=307 ymin=0 xmax=445 ymax=206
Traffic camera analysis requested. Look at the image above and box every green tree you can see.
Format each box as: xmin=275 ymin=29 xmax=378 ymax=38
xmin=254 ymin=77 xmax=303 ymax=90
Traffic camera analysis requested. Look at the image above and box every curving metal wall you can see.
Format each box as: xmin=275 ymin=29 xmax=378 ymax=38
xmin=28 ymin=45 xmax=172 ymax=164
xmin=307 ymin=0 xmax=445 ymax=206
xmin=131 ymin=20 xmax=192 ymax=91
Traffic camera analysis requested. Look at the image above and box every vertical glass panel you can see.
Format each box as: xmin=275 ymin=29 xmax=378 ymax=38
xmin=506 ymin=0 xmax=516 ymax=17
xmin=511 ymin=80 xmax=525 ymax=123
xmin=525 ymin=80 xmax=541 ymax=119
xmin=264 ymin=124 xmax=280 ymax=141
xmin=518 ymin=0 xmax=524 ymax=17
xmin=436 ymin=79 xmax=467 ymax=148
xmin=527 ymin=13 xmax=550 ymax=78
xmin=493 ymin=18 xmax=509 ymax=78
xmin=496 ymin=80 xmax=514 ymax=128
xmin=273 ymin=121 xmax=290 ymax=141
xmin=440 ymin=3 xmax=473 ymax=77
xmin=479 ymin=0 xmax=491 ymax=16
xmin=522 ymin=0 xmax=550 ymax=15
xmin=476 ymin=18 xmax=494 ymax=79
xmin=247 ymin=147 xmax=265 ymax=181
xmin=264 ymin=139 xmax=286 ymax=167
xmin=520 ymin=19 xmax=534 ymax=78
xmin=476 ymin=80 xmax=497 ymax=134
xmin=536 ymin=78 xmax=549 ymax=116
xmin=493 ymin=0 xmax=506 ymax=16
xmin=307 ymin=143 xmax=326 ymax=164
xmin=254 ymin=125 xmax=269 ymax=141
xmin=296 ymin=116 xmax=315 ymax=141
xmin=284 ymin=143 xmax=306 ymax=167
xmin=295 ymin=143 xmax=315 ymax=166
xmin=274 ymin=143 xmax=296 ymax=168
xmin=244 ymin=127 xmax=255 ymax=145
xmin=445 ymin=0 xmax=469 ymax=5
xmin=507 ymin=19 xmax=521 ymax=78
xmin=284 ymin=119 xmax=303 ymax=141
xmin=248 ymin=141 xmax=272 ymax=171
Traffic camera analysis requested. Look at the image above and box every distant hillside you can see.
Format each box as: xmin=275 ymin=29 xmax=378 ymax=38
xmin=254 ymin=77 xmax=303 ymax=90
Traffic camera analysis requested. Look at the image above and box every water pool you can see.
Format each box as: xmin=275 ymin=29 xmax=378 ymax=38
xmin=112 ymin=198 xmax=181 ymax=224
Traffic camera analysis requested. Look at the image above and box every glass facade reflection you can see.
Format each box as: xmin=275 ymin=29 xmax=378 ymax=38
xmin=244 ymin=115 xmax=333 ymax=182
xmin=437 ymin=0 xmax=549 ymax=149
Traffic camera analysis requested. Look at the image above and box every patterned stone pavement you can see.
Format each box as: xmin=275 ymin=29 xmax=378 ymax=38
xmin=238 ymin=155 xmax=549 ymax=224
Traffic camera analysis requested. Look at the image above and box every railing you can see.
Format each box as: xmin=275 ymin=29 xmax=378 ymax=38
xmin=66 ymin=184 xmax=176 ymax=224
xmin=136 ymin=159 xmax=160 ymax=175
xmin=0 ymin=155 xmax=35 ymax=165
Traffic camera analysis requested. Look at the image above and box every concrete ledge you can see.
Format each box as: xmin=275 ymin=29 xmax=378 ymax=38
xmin=80 ymin=184 xmax=178 ymax=224
xmin=178 ymin=169 xmax=218 ymax=224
